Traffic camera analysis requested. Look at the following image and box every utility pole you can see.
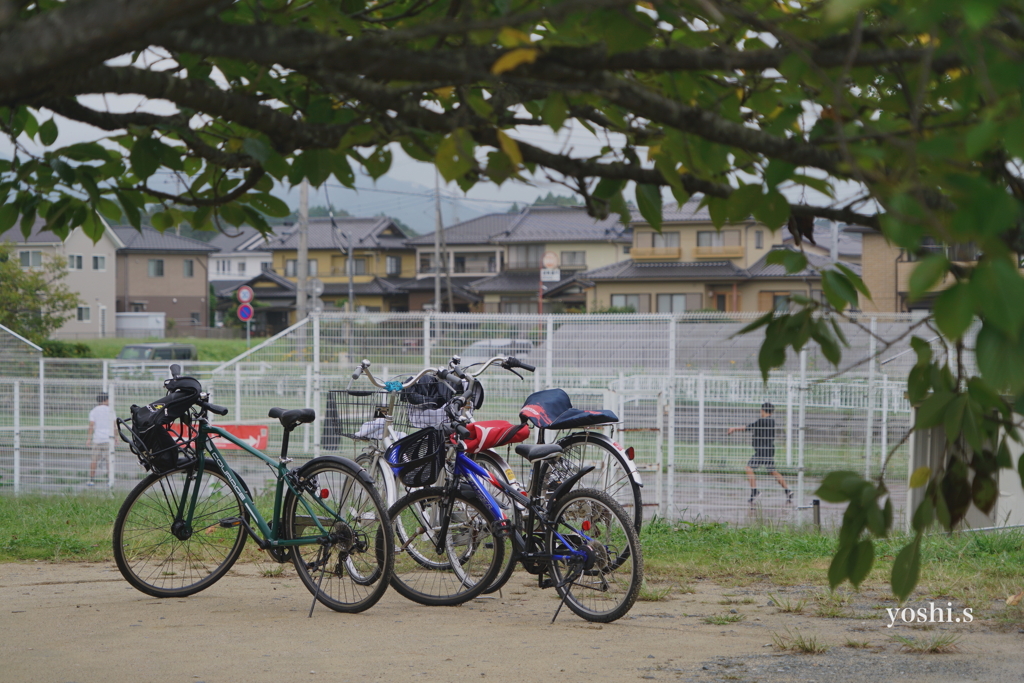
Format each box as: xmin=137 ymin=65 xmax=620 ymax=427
xmin=830 ymin=220 xmax=839 ymax=262
xmin=346 ymin=232 xmax=355 ymax=313
xmin=296 ymin=178 xmax=309 ymax=323
xmin=433 ymin=170 xmax=443 ymax=311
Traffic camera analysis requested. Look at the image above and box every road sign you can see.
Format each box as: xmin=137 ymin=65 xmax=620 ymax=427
xmin=236 ymin=285 xmax=254 ymax=304
xmin=237 ymin=303 xmax=254 ymax=321
xmin=209 ymin=425 xmax=269 ymax=451
xmin=309 ymin=296 xmax=325 ymax=313
xmin=540 ymin=268 xmax=561 ymax=282
xmin=542 ymin=251 xmax=559 ymax=269
xmin=307 ymin=277 xmax=324 ymax=297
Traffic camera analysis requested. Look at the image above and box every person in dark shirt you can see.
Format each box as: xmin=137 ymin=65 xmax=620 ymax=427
xmin=727 ymin=402 xmax=793 ymax=505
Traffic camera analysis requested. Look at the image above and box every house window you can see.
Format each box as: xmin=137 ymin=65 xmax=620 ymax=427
xmin=697 ymin=230 xmax=740 ymax=247
xmin=183 ymin=259 xmax=194 ymax=278
xmin=637 ymin=232 xmax=680 ymax=248
xmin=92 ymin=255 xmax=106 ymax=271
xmin=657 ymin=293 xmax=703 ymax=312
xmin=237 ymin=261 xmax=246 ymax=275
xmin=351 ymin=259 xmax=366 ymax=275
xmin=419 ymin=255 xmax=437 ymax=273
xmin=190 ymin=312 xmax=201 ymax=325
xmin=148 ymin=259 xmax=164 ymax=277
xmin=755 ymin=231 xmax=763 ymax=249
xmin=560 ymin=251 xmax=586 ymax=269
xmin=508 ymin=244 xmax=542 ymax=269
xmin=610 ymin=294 xmax=650 ymax=312
xmin=288 ymin=259 xmax=318 ymax=277
xmin=757 ymin=291 xmax=797 ymax=312
xmin=19 ymin=250 xmax=42 ymax=268
xmin=261 ymin=261 xmax=272 ymax=272
xmin=386 ymin=255 xmax=402 ymax=276
xmin=76 ymin=306 xmax=91 ymax=322
xmin=130 ymin=302 xmax=146 ymax=312
xmin=67 ymin=254 xmax=83 ymax=270
xmin=453 ymin=256 xmax=465 ymax=273
xmin=308 ymin=259 xmax=318 ymax=276
xmin=499 ymin=296 xmax=537 ymax=313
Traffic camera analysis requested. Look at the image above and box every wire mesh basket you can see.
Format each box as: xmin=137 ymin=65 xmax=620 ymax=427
xmin=386 ymin=427 xmax=448 ymax=488
xmin=323 ymin=388 xmax=448 ymax=449
xmin=117 ymin=407 xmax=200 ymax=473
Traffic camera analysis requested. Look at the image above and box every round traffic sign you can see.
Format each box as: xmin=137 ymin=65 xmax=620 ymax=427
xmin=541 ymin=251 xmax=559 ymax=269
xmin=237 ymin=303 xmax=254 ymax=322
xmin=237 ymin=285 xmax=254 ymax=304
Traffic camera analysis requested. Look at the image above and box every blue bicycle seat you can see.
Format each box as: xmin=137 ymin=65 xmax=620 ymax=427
xmin=519 ymin=389 xmax=619 ymax=430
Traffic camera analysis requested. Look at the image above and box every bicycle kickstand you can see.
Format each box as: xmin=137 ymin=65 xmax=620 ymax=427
xmin=307 ymin=544 xmax=331 ymax=618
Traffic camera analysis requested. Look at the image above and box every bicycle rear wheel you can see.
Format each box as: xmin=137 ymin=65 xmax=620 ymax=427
xmin=389 ymin=487 xmax=504 ymax=606
xmin=112 ymin=462 xmax=248 ymax=598
xmin=283 ymin=456 xmax=393 ymax=613
xmin=546 ymin=488 xmax=642 ymax=623
xmin=554 ymin=433 xmax=643 ymax=532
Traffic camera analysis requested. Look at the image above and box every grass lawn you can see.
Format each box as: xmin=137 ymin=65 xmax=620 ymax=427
xmin=81 ymin=337 xmax=266 ymax=361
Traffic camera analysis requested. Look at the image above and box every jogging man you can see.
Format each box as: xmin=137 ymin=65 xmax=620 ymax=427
xmin=727 ymin=402 xmax=793 ymax=505
xmin=87 ymin=393 xmax=113 ymax=485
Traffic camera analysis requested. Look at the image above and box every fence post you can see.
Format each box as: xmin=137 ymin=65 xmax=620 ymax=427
xmin=102 ymin=359 xmax=109 ymax=393
xmin=864 ymin=317 xmax=877 ymax=479
xmin=303 ymin=363 xmax=313 ymax=454
xmin=545 ymin=315 xmax=553 ymax=389
xmin=107 ymin=382 xmax=116 ymax=489
xmin=880 ymin=374 xmax=889 ymax=470
xmin=423 ymin=314 xmax=431 ymax=367
xmin=655 ymin=389 xmax=665 ymax=518
xmin=666 ymin=317 xmax=676 ymax=519
xmin=234 ymin=363 xmax=242 ymax=421
xmin=697 ymin=373 xmax=705 ymax=473
xmin=38 ymin=356 xmax=44 ymax=444
xmin=13 ymin=380 xmax=20 ymax=493
xmin=797 ymin=350 xmax=807 ymax=509
xmin=313 ymin=313 xmax=321 ymax=457
xmin=785 ymin=373 xmax=794 ymax=467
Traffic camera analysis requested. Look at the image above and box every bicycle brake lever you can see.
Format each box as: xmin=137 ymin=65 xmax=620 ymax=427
xmin=507 ymin=367 xmax=524 ymax=381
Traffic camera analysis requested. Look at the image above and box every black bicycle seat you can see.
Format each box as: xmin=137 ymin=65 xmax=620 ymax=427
xmin=514 ymin=444 xmax=563 ymax=462
xmin=269 ymin=407 xmax=316 ymax=430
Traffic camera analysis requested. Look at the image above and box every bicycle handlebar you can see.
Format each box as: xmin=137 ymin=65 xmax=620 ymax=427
xmin=199 ymin=400 xmax=229 ymax=416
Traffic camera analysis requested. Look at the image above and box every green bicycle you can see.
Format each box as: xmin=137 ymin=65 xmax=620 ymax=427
xmin=114 ymin=365 xmax=393 ymax=614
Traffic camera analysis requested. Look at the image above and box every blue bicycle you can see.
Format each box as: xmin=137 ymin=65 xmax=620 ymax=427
xmin=386 ymin=356 xmax=643 ymax=623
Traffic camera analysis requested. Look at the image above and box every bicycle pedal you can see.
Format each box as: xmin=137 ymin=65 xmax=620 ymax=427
xmin=491 ymin=518 xmax=513 ymax=538
xmin=218 ymin=517 xmax=243 ymax=528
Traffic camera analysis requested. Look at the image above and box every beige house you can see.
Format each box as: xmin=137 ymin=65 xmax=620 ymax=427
xmin=583 ymin=198 xmax=857 ymax=313
xmin=6 ymin=218 xmax=123 ymax=339
xmin=114 ymin=227 xmax=217 ymax=328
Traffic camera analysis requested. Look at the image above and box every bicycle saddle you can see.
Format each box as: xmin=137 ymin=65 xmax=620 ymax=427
xmin=514 ymin=444 xmax=563 ymax=462
xmin=268 ymin=407 xmax=316 ymax=430
xmin=519 ymin=389 xmax=619 ymax=430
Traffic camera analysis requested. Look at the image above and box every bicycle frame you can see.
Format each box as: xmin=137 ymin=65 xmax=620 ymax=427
xmin=172 ymin=421 xmax=349 ymax=552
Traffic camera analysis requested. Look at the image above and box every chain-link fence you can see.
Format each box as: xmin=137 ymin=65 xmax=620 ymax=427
xmin=1 ymin=312 xmax=921 ymax=530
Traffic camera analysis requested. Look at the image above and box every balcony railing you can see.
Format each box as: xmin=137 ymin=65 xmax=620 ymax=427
xmin=693 ymin=246 xmax=744 ymax=259
xmin=632 ymin=247 xmax=682 ymax=260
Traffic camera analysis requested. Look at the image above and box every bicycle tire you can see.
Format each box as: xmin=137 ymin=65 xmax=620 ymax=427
xmin=283 ymin=456 xmax=394 ymax=613
xmin=472 ymin=450 xmax=521 ymax=595
xmin=546 ymin=488 xmax=643 ymax=623
xmin=554 ymin=432 xmax=643 ymax=532
xmin=355 ymin=450 xmax=399 ymax=508
xmin=112 ymin=461 xmax=248 ymax=598
xmin=389 ymin=486 xmax=504 ymax=607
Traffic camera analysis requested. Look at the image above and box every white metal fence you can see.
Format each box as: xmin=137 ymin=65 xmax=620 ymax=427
xmin=0 ymin=312 xmax=919 ymax=529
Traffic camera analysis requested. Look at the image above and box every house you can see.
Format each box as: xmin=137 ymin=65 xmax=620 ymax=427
xmin=408 ymin=205 xmax=631 ymax=313
xmin=5 ymin=218 xmax=122 ymax=339
xmin=782 ymin=218 xmax=862 ymax=266
xmin=208 ymin=225 xmax=274 ymax=286
xmin=113 ymin=227 xmax=218 ymax=328
xmin=582 ymin=197 xmax=856 ymax=312
xmin=253 ymin=216 xmax=417 ymax=320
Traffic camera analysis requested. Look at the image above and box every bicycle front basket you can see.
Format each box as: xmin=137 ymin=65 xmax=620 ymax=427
xmin=386 ymin=427 xmax=447 ymax=488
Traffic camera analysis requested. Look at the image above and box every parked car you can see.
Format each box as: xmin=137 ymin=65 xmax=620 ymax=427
xmin=458 ymin=339 xmax=534 ymax=364
xmin=116 ymin=343 xmax=198 ymax=361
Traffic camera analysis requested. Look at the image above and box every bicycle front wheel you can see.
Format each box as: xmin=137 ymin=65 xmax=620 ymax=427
xmin=283 ymin=457 xmax=394 ymax=613
xmin=389 ymin=487 xmax=504 ymax=606
xmin=112 ymin=462 xmax=248 ymax=598
xmin=546 ymin=488 xmax=642 ymax=623
xmin=355 ymin=450 xmax=399 ymax=508
xmin=473 ymin=450 xmax=521 ymax=595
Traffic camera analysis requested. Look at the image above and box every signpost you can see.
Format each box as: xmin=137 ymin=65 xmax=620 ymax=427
xmin=237 ymin=288 xmax=254 ymax=348
xmin=539 ymin=251 xmax=560 ymax=313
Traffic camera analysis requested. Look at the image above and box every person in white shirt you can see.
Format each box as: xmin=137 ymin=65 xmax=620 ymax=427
xmin=87 ymin=393 xmax=113 ymax=485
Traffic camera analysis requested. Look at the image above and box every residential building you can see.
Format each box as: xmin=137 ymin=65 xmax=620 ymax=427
xmin=582 ymin=197 xmax=856 ymax=313
xmin=208 ymin=225 xmax=274 ymax=285
xmin=252 ymin=216 xmax=416 ymax=322
xmin=782 ymin=218 xmax=862 ymax=266
xmin=5 ymin=218 xmax=123 ymax=339
xmin=113 ymin=227 xmax=218 ymax=328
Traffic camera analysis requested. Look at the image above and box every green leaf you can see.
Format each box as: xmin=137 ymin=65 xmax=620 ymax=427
xmin=541 ymin=92 xmax=568 ymax=131
xmin=821 ymin=269 xmax=859 ymax=311
xmin=847 ymin=538 xmax=874 ymax=587
xmin=972 ymin=474 xmax=997 ymax=515
xmin=81 ymin=210 xmax=104 ymax=242
xmin=635 ymin=184 xmax=662 ymax=231
xmin=727 ymin=185 xmax=764 ymax=222
xmin=909 ymin=466 xmax=931 ymax=489
xmin=248 ymin=193 xmax=290 ymax=218
xmin=435 ymin=129 xmax=475 ymax=182
xmin=833 ymin=263 xmax=871 ymax=300
xmin=911 ymin=498 xmax=934 ymax=532
xmin=970 ymin=259 xmax=1024 ymax=340
xmin=933 ymin=283 xmax=974 ymax=340
xmin=891 ymin=536 xmax=921 ymax=602
xmin=976 ymin=323 xmax=1024 ymax=393
xmin=130 ymin=138 xmax=161 ymax=179
xmin=815 ymin=470 xmax=861 ymax=503
xmin=96 ymin=198 xmax=122 ymax=223
xmin=242 ymin=138 xmax=271 ymax=164
xmin=0 ymin=203 xmax=18 ymax=234
xmin=965 ymin=120 xmax=999 ymax=158
xmin=866 ymin=502 xmax=886 ymax=537
xmin=828 ymin=541 xmax=852 ymax=589
xmin=593 ymin=177 xmax=626 ymax=201
xmin=38 ymin=118 xmax=58 ymax=146
xmin=115 ymin=190 xmax=141 ymax=230
xmin=766 ymin=249 xmax=807 ymax=273
xmin=150 ymin=211 xmax=173 ymax=231
xmin=751 ymin=189 xmax=790 ymax=230
xmin=911 ymin=336 xmax=933 ymax=367
xmin=907 ymin=254 xmax=948 ymax=301
xmin=763 ymin=159 xmax=795 ymax=190
xmin=943 ymin=393 xmax=968 ymax=444
xmin=915 ymin=390 xmax=955 ymax=429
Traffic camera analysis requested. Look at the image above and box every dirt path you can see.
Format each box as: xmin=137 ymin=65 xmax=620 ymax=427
xmin=1 ymin=562 xmax=1021 ymax=683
